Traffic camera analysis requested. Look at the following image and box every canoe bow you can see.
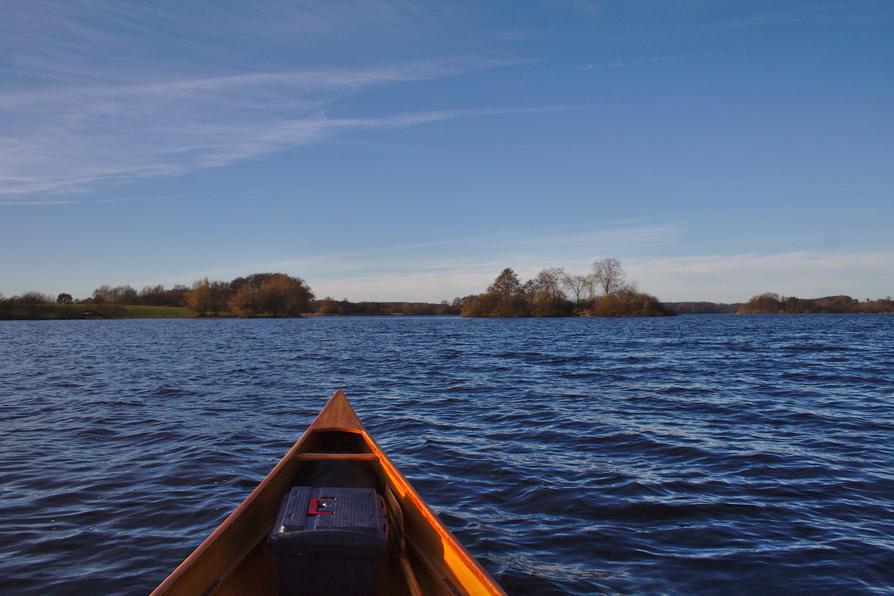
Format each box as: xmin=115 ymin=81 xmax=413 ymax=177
xmin=152 ymin=390 xmax=504 ymax=595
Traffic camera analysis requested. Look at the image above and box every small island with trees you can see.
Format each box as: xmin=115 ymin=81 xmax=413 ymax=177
xmin=458 ymin=259 xmax=673 ymax=317
xmin=1 ymin=258 xmax=891 ymax=320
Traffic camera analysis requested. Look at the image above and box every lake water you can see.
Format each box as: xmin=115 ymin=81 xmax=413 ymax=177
xmin=1 ymin=315 xmax=892 ymax=594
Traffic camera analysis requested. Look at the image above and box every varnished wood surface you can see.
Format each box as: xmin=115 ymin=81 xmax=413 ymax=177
xmin=152 ymin=389 xmax=504 ymax=596
xmin=361 ymin=428 xmax=504 ymax=595
xmin=307 ymin=389 xmax=365 ymax=431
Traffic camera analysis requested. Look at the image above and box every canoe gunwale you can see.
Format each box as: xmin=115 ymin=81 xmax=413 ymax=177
xmin=151 ymin=426 xmax=316 ymax=594
xmin=151 ymin=390 xmax=504 ymax=596
xmin=357 ymin=427 xmax=503 ymax=594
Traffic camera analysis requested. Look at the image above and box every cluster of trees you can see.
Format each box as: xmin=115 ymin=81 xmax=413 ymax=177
xmin=590 ymin=288 xmax=675 ymax=317
xmin=1 ymin=285 xmax=190 ymax=311
xmin=459 ymin=259 xmax=674 ymax=317
xmin=225 ymin=273 xmax=314 ymax=317
xmin=738 ymin=293 xmax=894 ymax=314
xmin=91 ymin=274 xmax=314 ymax=316
xmin=0 ymin=292 xmax=128 ymax=319
xmin=182 ymin=273 xmax=313 ymax=316
xmin=0 ymin=275 xmax=468 ymax=319
xmin=0 ymin=273 xmax=314 ymax=319
xmin=90 ymin=284 xmax=190 ymax=306
xmin=0 ymin=292 xmax=55 ymax=319
xmin=7 ymin=270 xmax=893 ymax=320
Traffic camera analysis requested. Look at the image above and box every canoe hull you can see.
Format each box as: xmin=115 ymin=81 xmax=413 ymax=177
xmin=152 ymin=390 xmax=504 ymax=596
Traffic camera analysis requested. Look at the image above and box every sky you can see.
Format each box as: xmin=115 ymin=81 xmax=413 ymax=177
xmin=1 ymin=0 xmax=892 ymax=302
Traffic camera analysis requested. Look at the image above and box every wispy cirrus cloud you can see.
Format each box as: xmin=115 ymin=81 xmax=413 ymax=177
xmin=0 ymin=193 xmax=193 ymax=207
xmin=710 ymin=2 xmax=863 ymax=31
xmin=578 ymin=52 xmax=713 ymax=71
xmin=0 ymin=2 xmax=532 ymax=202
xmin=625 ymin=250 xmax=894 ymax=302
xmin=0 ymin=58 xmax=527 ymax=200
xmin=294 ymin=248 xmax=894 ymax=303
xmin=177 ymin=229 xmax=890 ymax=303
xmin=1 ymin=1 xmax=453 ymax=84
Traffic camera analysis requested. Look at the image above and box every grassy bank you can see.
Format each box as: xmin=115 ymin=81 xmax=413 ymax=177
xmin=1 ymin=304 xmax=202 ymax=320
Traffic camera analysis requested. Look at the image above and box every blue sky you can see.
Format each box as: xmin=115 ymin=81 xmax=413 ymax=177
xmin=1 ymin=1 xmax=892 ymax=302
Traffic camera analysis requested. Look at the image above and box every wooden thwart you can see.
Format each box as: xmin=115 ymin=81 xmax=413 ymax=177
xmin=294 ymin=452 xmax=378 ymax=461
xmin=152 ymin=390 xmax=504 ymax=596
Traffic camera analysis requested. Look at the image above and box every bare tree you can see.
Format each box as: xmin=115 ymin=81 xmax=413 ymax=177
xmin=20 ymin=292 xmax=51 ymax=319
xmin=560 ymin=273 xmax=589 ymax=305
xmin=592 ymin=258 xmax=625 ymax=295
xmin=584 ymin=274 xmax=597 ymax=301
xmin=527 ymin=268 xmax=569 ymax=316
xmin=530 ymin=268 xmax=565 ymax=300
xmin=92 ymin=284 xmax=138 ymax=305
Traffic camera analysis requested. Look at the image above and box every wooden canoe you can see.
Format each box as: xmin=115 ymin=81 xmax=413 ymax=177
xmin=152 ymin=390 xmax=504 ymax=595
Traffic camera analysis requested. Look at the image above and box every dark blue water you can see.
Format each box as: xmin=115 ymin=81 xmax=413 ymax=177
xmin=1 ymin=315 xmax=892 ymax=594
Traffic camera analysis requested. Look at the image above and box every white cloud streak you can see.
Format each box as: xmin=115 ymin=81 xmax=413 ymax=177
xmin=154 ymin=221 xmax=685 ymax=301
xmin=301 ymin=249 xmax=894 ymax=303
xmin=0 ymin=58 xmax=524 ymax=199
xmin=1 ymin=2 xmax=448 ymax=84
xmin=626 ymin=251 xmax=894 ymax=302
xmin=6 ymin=212 xmax=892 ymax=302
xmin=0 ymin=2 xmax=534 ymax=201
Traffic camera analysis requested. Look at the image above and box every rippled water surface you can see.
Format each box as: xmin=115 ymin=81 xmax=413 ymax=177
xmin=1 ymin=315 xmax=893 ymax=594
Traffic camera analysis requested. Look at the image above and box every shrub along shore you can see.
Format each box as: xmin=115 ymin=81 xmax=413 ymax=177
xmin=2 ymin=261 xmax=891 ymax=320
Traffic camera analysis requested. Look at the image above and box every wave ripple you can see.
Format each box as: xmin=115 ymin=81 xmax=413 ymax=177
xmin=1 ymin=315 xmax=893 ymax=594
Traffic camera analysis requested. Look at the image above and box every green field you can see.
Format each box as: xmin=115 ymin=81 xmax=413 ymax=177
xmin=0 ymin=304 xmax=201 ymax=319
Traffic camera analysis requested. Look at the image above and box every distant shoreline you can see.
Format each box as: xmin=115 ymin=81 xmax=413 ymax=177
xmin=2 ymin=272 xmax=892 ymax=320
xmin=1 ymin=304 xmax=892 ymax=321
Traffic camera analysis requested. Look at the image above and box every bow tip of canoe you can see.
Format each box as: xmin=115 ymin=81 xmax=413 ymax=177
xmin=309 ymin=389 xmax=365 ymax=431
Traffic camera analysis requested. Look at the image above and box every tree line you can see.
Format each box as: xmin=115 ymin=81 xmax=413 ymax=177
xmin=0 ymin=273 xmax=462 ymax=319
xmin=459 ymin=259 xmax=674 ymax=317
xmin=0 ymin=260 xmax=673 ymax=319
xmin=4 ymin=268 xmax=892 ymax=320
xmin=188 ymin=273 xmax=314 ymax=316
xmin=0 ymin=273 xmax=314 ymax=319
xmin=737 ymin=293 xmax=894 ymax=314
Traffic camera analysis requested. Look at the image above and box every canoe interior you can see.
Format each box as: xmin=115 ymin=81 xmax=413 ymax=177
xmin=213 ymin=429 xmax=416 ymax=595
xmin=153 ymin=391 xmax=503 ymax=596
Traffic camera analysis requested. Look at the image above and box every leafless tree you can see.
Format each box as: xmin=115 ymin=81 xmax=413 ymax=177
xmin=560 ymin=273 xmax=589 ymax=305
xmin=92 ymin=284 xmax=138 ymax=305
xmin=592 ymin=258 xmax=625 ymax=295
xmin=584 ymin=274 xmax=597 ymax=300
xmin=533 ymin=268 xmax=566 ymax=301
xmin=20 ymin=292 xmax=51 ymax=319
